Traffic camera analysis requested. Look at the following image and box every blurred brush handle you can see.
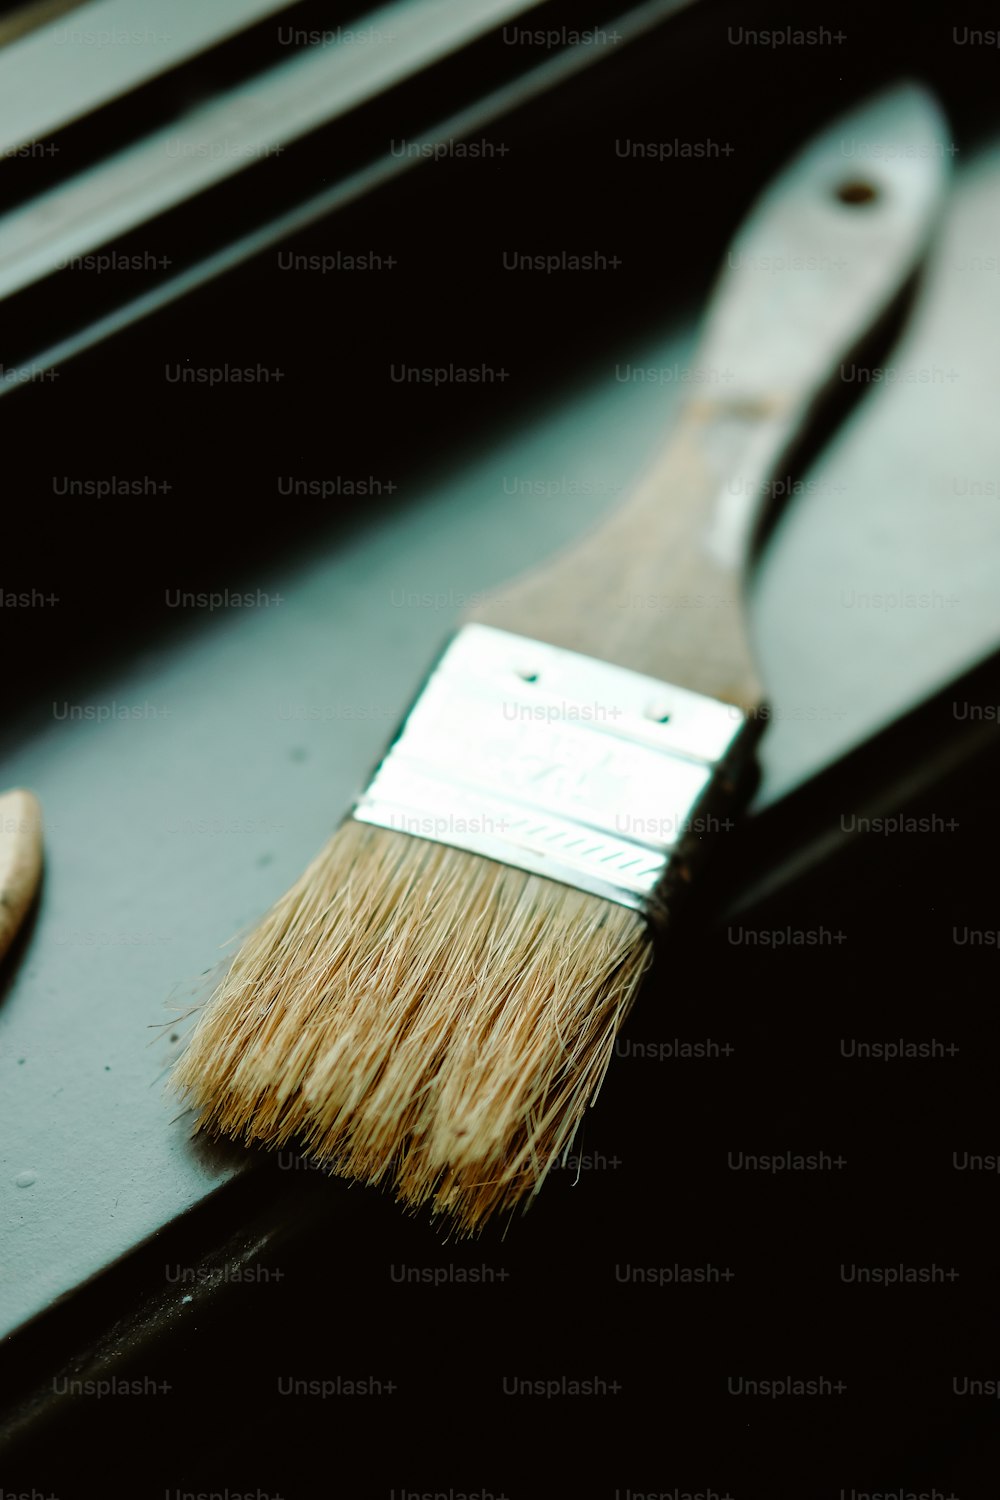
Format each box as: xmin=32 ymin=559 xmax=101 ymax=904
xmin=470 ymin=393 xmax=802 ymax=715
xmin=0 ymin=789 xmax=43 ymax=961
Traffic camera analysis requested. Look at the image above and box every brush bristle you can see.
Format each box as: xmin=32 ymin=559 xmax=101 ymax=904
xmin=171 ymin=819 xmax=652 ymax=1233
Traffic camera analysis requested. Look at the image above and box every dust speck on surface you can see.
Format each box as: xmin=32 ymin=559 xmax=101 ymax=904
xmin=256 ymin=852 xmax=274 ymax=868
xmin=170 ymin=1033 xmax=179 ymax=1043
xmin=289 ymin=746 xmax=308 ymax=763
xmin=14 ymin=1170 xmax=36 ymax=1188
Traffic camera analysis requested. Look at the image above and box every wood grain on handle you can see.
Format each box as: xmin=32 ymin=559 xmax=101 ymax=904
xmin=470 ymin=395 xmax=800 ymax=714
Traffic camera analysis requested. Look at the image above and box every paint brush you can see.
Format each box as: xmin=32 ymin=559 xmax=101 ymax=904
xmin=172 ymin=84 xmax=949 ymax=1233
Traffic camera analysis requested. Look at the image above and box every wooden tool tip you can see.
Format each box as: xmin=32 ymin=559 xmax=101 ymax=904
xmin=0 ymin=788 xmax=43 ymax=962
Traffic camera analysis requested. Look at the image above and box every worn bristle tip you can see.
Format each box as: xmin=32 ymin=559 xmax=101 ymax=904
xmin=170 ymin=820 xmax=652 ymax=1234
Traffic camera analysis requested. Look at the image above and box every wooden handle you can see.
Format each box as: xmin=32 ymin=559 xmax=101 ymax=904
xmin=468 ymin=84 xmax=950 ymax=713
xmin=0 ymin=789 xmax=42 ymax=962
xmin=469 ymin=396 xmax=800 ymax=714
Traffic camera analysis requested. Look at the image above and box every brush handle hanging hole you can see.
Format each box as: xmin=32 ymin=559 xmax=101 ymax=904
xmin=834 ymin=178 xmax=879 ymax=205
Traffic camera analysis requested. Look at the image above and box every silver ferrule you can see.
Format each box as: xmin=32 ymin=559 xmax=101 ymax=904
xmin=353 ymin=624 xmax=759 ymax=927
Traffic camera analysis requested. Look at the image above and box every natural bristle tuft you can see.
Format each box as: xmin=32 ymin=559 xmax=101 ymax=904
xmin=171 ymin=820 xmax=652 ymax=1234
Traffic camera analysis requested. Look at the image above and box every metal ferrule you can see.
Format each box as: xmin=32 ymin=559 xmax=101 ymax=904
xmin=352 ymin=624 xmax=759 ymax=928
